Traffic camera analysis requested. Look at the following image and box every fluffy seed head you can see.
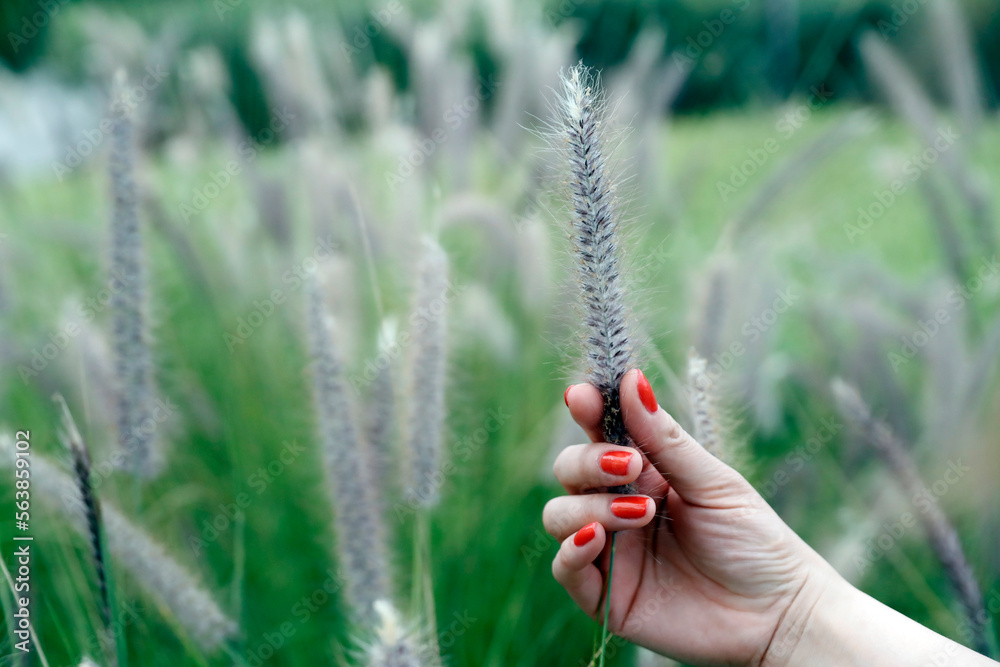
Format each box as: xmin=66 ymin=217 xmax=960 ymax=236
xmin=687 ymin=354 xmax=721 ymax=455
xmin=558 ymin=64 xmax=633 ymax=394
xmin=405 ymin=239 xmax=450 ymax=507
xmin=55 ymin=395 xmax=112 ymax=633
xmin=0 ymin=436 xmax=237 ymax=652
xmin=306 ymin=277 xmax=390 ymax=621
xmin=831 ymin=378 xmax=990 ymax=655
xmin=108 ymin=70 xmax=159 ymax=477
xmin=364 ymin=600 xmax=428 ymax=667
xmin=556 ymin=63 xmax=636 ymax=492
xmin=368 ymin=318 xmax=399 ymax=493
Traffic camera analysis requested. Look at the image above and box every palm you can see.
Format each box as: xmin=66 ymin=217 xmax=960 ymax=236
xmin=601 ymin=467 xmax=807 ymax=665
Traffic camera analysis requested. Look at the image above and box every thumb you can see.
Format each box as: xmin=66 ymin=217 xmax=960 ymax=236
xmin=621 ymin=368 xmax=745 ymax=504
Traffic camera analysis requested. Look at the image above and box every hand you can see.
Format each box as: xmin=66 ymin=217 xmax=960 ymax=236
xmin=543 ymin=369 xmax=836 ymax=666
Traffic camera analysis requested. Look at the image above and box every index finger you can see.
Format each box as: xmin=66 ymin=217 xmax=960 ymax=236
xmin=564 ymin=383 xmax=605 ymax=443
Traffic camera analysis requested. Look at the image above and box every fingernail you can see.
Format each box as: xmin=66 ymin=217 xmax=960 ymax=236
xmin=574 ymin=522 xmax=598 ymax=546
xmin=636 ymin=370 xmax=658 ymax=413
xmin=611 ymin=496 xmax=649 ymax=519
xmin=564 ymin=385 xmax=574 ymax=407
xmin=600 ymin=451 xmax=632 ymax=476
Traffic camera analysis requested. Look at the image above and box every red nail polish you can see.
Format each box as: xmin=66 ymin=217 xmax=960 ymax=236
xmin=564 ymin=385 xmax=573 ymax=407
xmin=574 ymin=522 xmax=598 ymax=546
xmin=636 ymin=370 xmax=658 ymax=413
xmin=611 ymin=496 xmax=649 ymax=519
xmin=600 ymin=451 xmax=632 ymax=476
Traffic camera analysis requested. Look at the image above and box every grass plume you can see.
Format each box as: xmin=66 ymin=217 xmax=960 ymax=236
xmin=405 ymin=239 xmax=450 ymax=508
xmin=556 ymin=63 xmax=636 ymax=494
xmin=364 ymin=600 xmax=428 ymax=667
xmin=54 ymin=395 xmax=115 ymax=658
xmin=108 ymin=71 xmax=159 ymax=477
xmin=686 ymin=353 xmax=722 ymax=457
xmin=831 ymin=378 xmax=994 ymax=657
xmin=0 ymin=435 xmax=237 ymax=652
xmin=368 ymin=318 xmax=399 ymax=496
xmin=859 ymin=32 xmax=995 ymax=253
xmin=306 ymin=277 xmax=390 ymax=621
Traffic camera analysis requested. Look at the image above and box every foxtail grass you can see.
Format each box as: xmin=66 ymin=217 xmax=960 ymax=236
xmin=832 ymin=379 xmax=996 ymax=657
xmin=553 ymin=62 xmax=643 ymax=667
xmin=54 ymin=395 xmax=123 ymax=666
xmin=0 ymin=435 xmax=237 ymax=653
xmin=368 ymin=318 xmax=399 ymax=499
xmin=405 ymin=239 xmax=450 ymax=508
xmin=859 ymin=32 xmax=995 ymax=254
xmin=364 ymin=600 xmax=428 ymax=667
xmin=555 ymin=63 xmax=637 ymax=495
xmin=108 ymin=71 xmax=159 ymax=478
xmin=686 ymin=353 xmax=723 ymax=457
xmin=306 ymin=277 xmax=390 ymax=622
xmin=686 ymin=352 xmax=747 ymax=472
xmin=930 ymin=0 xmax=984 ymax=137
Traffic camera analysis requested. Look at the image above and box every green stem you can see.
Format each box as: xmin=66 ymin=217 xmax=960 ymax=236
xmin=98 ymin=510 xmax=128 ymax=667
xmin=599 ymin=532 xmax=618 ymax=667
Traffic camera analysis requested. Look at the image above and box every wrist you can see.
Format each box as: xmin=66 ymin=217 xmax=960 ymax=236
xmin=759 ymin=561 xmax=996 ymax=667
xmin=758 ymin=559 xmax=853 ymax=667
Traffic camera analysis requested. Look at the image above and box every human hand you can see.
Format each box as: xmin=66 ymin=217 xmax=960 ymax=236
xmin=543 ymin=369 xmax=837 ymax=666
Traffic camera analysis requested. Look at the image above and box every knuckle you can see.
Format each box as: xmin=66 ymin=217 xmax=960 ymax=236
xmin=552 ymin=445 xmax=576 ymax=479
xmin=657 ymin=410 xmax=689 ymax=449
xmin=541 ymin=499 xmax=559 ymax=535
xmin=551 ymin=551 xmax=567 ymax=582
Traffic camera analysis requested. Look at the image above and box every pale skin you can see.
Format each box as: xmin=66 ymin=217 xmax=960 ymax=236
xmin=544 ymin=369 xmax=998 ymax=667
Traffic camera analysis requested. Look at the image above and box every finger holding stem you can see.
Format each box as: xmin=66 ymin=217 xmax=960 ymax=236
xmin=553 ymin=522 xmax=608 ymax=618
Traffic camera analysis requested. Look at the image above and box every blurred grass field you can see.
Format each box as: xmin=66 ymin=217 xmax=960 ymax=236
xmin=2 ymin=92 xmax=999 ymax=665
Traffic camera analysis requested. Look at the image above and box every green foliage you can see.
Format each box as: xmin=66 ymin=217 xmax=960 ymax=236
xmin=2 ymin=101 xmax=999 ymax=664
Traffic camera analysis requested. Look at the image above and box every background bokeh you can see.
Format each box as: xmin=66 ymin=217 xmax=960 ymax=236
xmin=2 ymin=0 xmax=1000 ymax=665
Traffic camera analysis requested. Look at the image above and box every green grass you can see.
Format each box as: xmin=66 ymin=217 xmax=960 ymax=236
xmin=2 ymin=104 xmax=998 ymax=665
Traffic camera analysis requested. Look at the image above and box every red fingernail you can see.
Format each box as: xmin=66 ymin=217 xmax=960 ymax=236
xmin=600 ymin=451 xmax=632 ymax=476
xmin=574 ymin=522 xmax=598 ymax=546
xmin=611 ymin=496 xmax=649 ymax=519
xmin=564 ymin=385 xmax=573 ymax=407
xmin=636 ymin=370 xmax=658 ymax=413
